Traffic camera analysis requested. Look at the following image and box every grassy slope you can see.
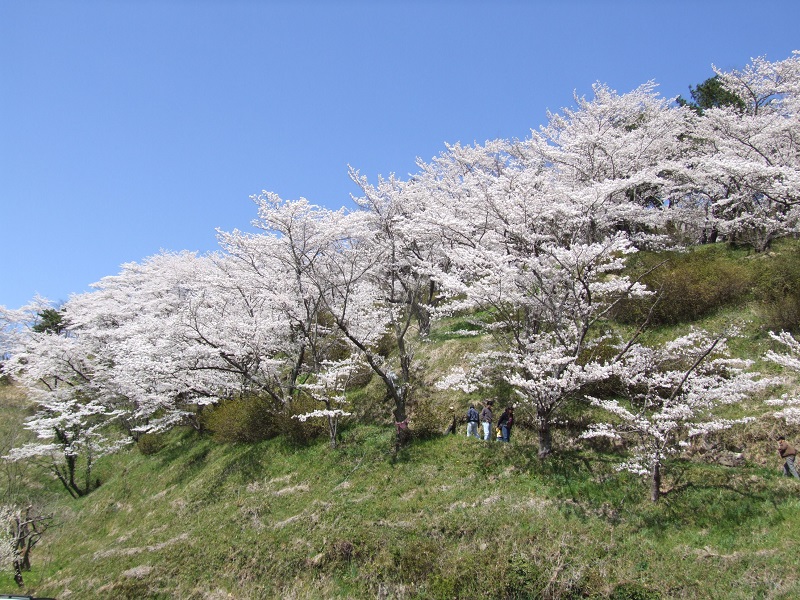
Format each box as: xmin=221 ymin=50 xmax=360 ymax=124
xmin=3 ymin=242 xmax=800 ymax=599
xmin=4 ymin=425 xmax=799 ymax=599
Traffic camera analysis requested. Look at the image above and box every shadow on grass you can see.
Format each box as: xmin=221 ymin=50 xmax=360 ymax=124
xmin=153 ymin=428 xmax=205 ymax=465
xmin=636 ymin=462 xmax=793 ymax=534
xmin=483 ymin=445 xmax=795 ymax=535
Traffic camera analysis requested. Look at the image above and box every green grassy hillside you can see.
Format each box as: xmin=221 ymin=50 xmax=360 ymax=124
xmin=3 ymin=241 xmax=800 ymax=599
xmin=2 ymin=420 xmax=799 ymax=599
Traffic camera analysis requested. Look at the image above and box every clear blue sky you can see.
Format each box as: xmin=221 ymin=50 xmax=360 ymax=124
xmin=2 ymin=0 xmax=798 ymax=310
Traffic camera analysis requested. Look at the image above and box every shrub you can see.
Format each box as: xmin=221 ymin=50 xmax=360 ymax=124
xmin=202 ymin=395 xmax=280 ymax=443
xmin=761 ymin=296 xmax=800 ymax=334
xmin=613 ymin=247 xmax=752 ymax=326
xmin=278 ymin=396 xmax=329 ymax=446
xmin=409 ymin=394 xmax=447 ymax=439
xmin=753 ymin=243 xmax=800 ymax=333
xmin=136 ymin=433 xmax=166 ymax=456
xmin=202 ymin=393 xmax=332 ymax=446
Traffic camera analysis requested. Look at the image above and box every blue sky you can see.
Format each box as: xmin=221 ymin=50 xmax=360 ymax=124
xmin=2 ymin=0 xmax=798 ymax=310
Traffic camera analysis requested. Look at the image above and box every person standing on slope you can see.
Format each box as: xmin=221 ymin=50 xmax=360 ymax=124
xmin=466 ymin=404 xmax=480 ymax=439
xmin=778 ymin=436 xmax=799 ymax=478
xmin=480 ymin=400 xmax=494 ymax=441
xmin=497 ymin=406 xmax=514 ymax=443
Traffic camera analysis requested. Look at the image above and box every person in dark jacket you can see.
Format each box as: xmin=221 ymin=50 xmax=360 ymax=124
xmin=466 ymin=404 xmax=480 ymax=439
xmin=480 ymin=400 xmax=494 ymax=441
xmin=778 ymin=436 xmax=799 ymax=478
xmin=497 ymin=406 xmax=514 ymax=443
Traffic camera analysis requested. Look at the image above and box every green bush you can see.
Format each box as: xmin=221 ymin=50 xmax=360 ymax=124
xmin=753 ymin=243 xmax=800 ymax=333
xmin=202 ymin=394 xmax=280 ymax=443
xmin=202 ymin=393 xmax=331 ymax=446
xmin=761 ymin=296 xmax=800 ymax=333
xmin=614 ymin=247 xmax=752 ymax=326
xmin=409 ymin=393 xmax=448 ymax=439
xmin=277 ymin=396 xmax=329 ymax=446
xmin=613 ymin=238 xmax=800 ymax=332
xmin=136 ymin=433 xmax=166 ymax=455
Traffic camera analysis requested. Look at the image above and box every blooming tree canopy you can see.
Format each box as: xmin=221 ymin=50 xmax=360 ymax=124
xmin=583 ymin=330 xmax=765 ymax=501
xmin=765 ymin=330 xmax=800 ymax=424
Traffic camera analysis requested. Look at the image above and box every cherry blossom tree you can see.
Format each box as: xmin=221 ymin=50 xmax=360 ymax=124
xmin=436 ymin=224 xmax=651 ymax=456
xmin=672 ymin=52 xmax=800 ymax=251
xmin=2 ymin=314 xmax=127 ymax=497
xmin=764 ymin=330 xmax=800 ymax=424
xmin=518 ymin=81 xmax=687 ymax=242
xmin=218 ymin=193 xmax=351 ymax=410
xmin=67 ymin=244 xmax=338 ymax=438
xmin=307 ymin=208 xmax=415 ymax=443
xmin=294 ymin=357 xmax=359 ymax=448
xmin=1 ymin=298 xmax=53 ymax=366
xmin=0 ymin=504 xmax=52 ymax=587
xmin=582 ymin=330 xmax=764 ymax=502
xmin=348 ymin=167 xmax=453 ymax=338
xmin=257 ymin=175 xmax=455 ymax=448
xmin=416 ymin=133 xmax=658 ymax=456
xmin=3 ymin=300 xmax=122 ymax=498
xmin=220 ymin=194 xmax=374 ymax=448
xmin=172 ymin=250 xmax=314 ymax=410
xmin=63 ymin=251 xmax=229 ymax=436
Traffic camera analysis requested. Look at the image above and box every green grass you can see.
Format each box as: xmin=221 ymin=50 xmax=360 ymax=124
xmin=1 ymin=418 xmax=799 ymax=599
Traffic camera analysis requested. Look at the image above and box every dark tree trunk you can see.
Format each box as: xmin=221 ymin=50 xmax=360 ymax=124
xmin=13 ymin=558 xmax=24 ymax=587
xmin=537 ymin=409 xmax=552 ymax=458
xmin=413 ymin=302 xmax=431 ymax=337
xmin=650 ymin=461 xmax=661 ymax=503
xmin=326 ymin=415 xmax=336 ymax=449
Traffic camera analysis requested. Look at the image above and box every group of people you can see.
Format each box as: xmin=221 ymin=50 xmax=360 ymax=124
xmin=464 ymin=404 xmax=800 ymax=477
xmin=466 ymin=400 xmax=514 ymax=443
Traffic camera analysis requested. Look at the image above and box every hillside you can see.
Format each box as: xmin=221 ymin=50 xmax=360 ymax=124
xmin=3 ymin=241 xmax=800 ymax=599
xmin=2 ymin=416 xmax=799 ymax=599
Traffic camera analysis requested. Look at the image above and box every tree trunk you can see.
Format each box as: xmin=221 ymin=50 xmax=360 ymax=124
xmin=326 ymin=412 xmax=338 ymax=449
xmin=413 ymin=301 xmax=431 ymax=337
xmin=650 ymin=461 xmax=661 ymax=503
xmin=13 ymin=558 xmax=24 ymax=587
xmin=84 ymin=447 xmax=93 ymax=496
xmin=537 ymin=410 xmax=552 ymax=458
xmin=53 ymin=464 xmax=78 ymax=499
xmin=387 ymin=377 xmax=410 ymax=455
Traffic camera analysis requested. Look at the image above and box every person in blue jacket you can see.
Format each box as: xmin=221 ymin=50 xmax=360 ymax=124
xmin=466 ymin=404 xmax=480 ymax=439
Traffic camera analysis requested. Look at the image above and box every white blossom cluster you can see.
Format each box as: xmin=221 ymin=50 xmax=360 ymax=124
xmin=765 ymin=331 xmax=800 ymax=424
xmin=582 ymin=331 xmax=768 ymax=494
xmin=293 ymin=409 xmax=351 ymax=423
xmin=0 ymin=505 xmax=15 ymax=570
